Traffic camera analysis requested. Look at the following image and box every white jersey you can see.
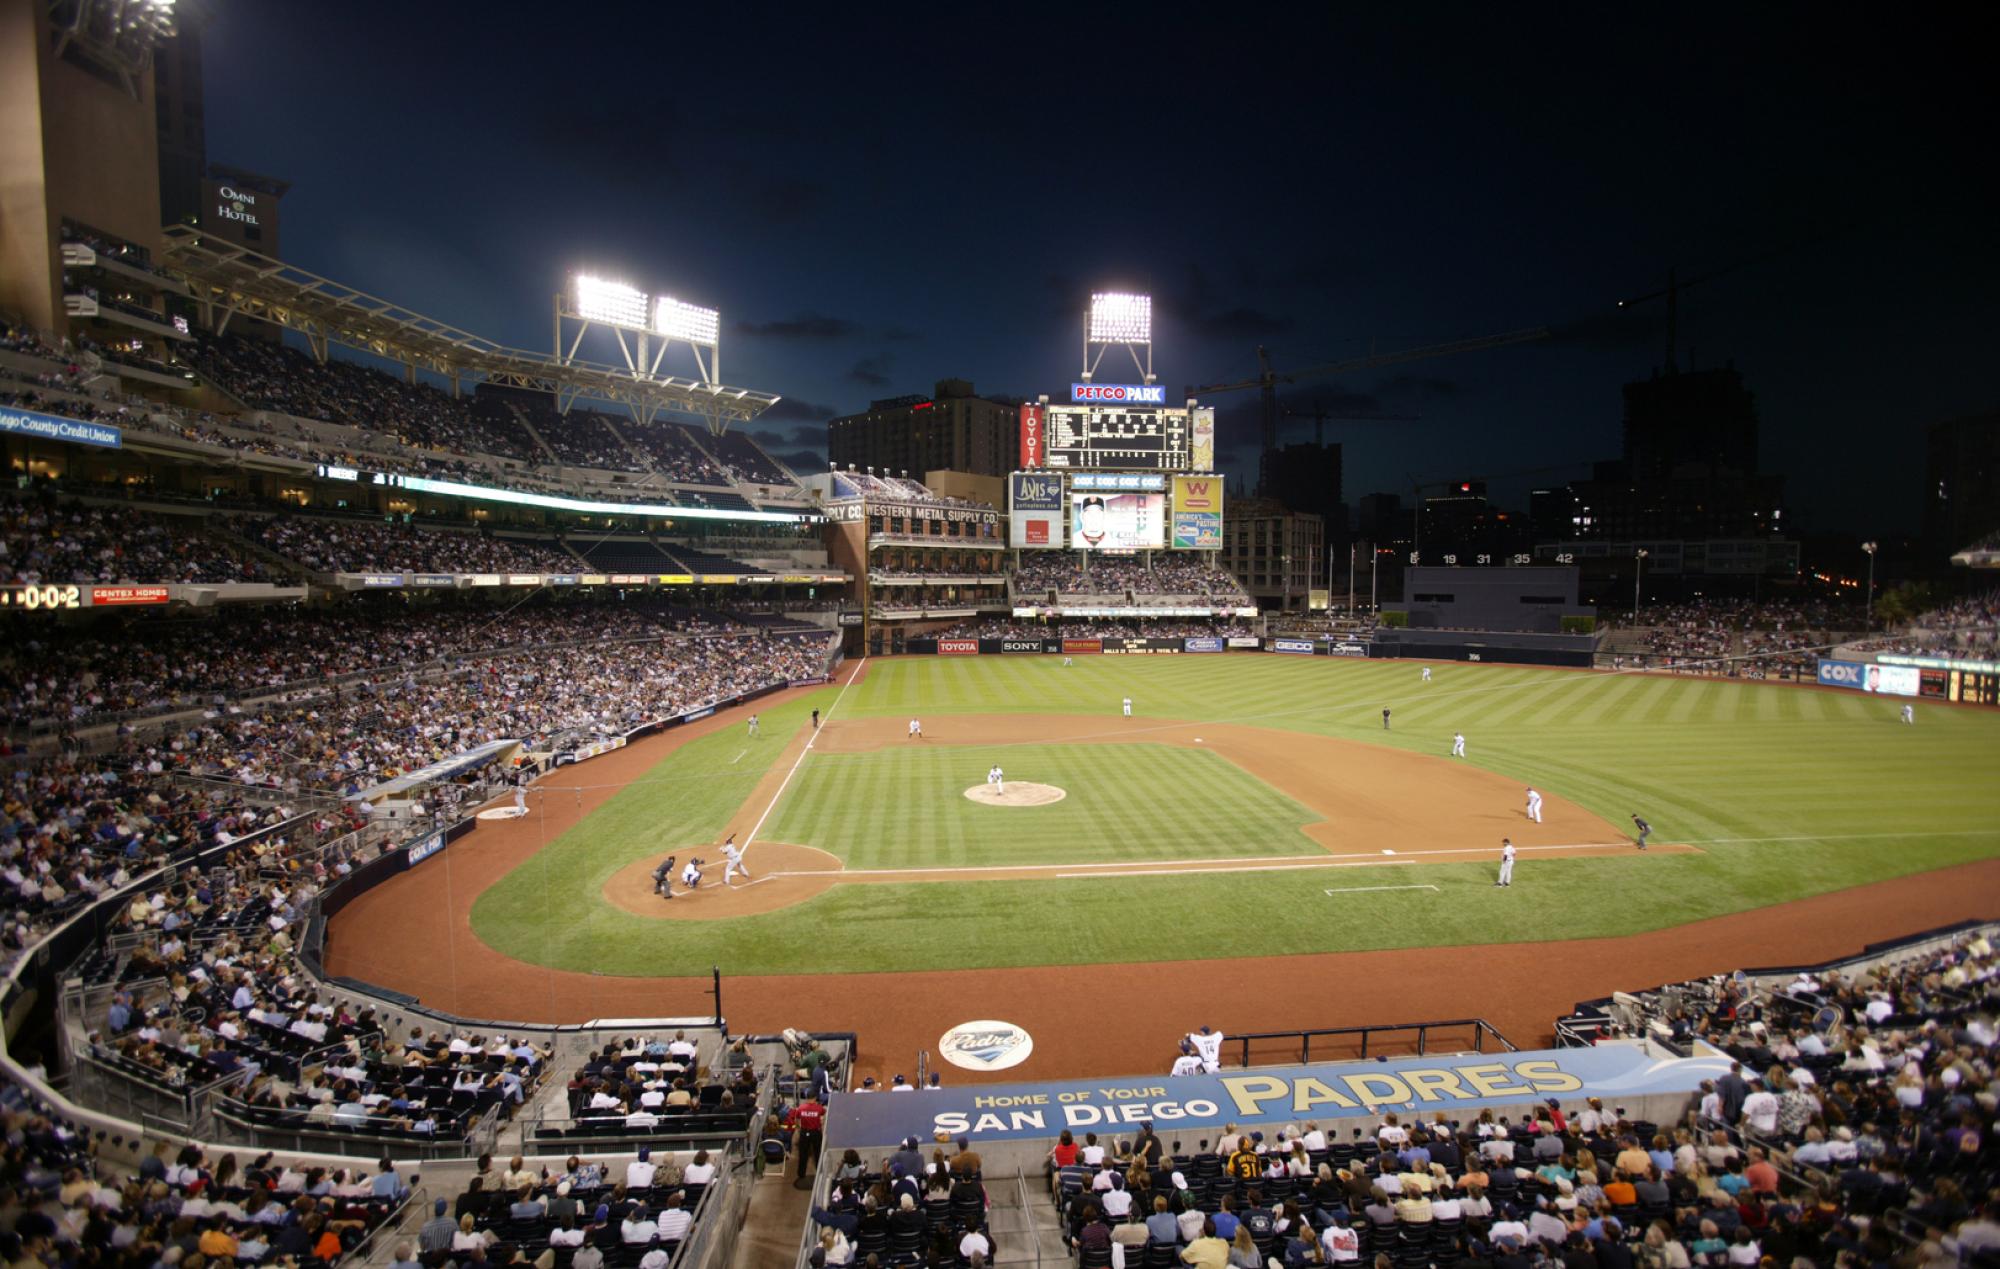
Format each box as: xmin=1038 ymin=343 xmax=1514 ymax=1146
xmin=1170 ymin=1055 xmax=1204 ymax=1077
xmin=1188 ymin=1030 xmax=1223 ymax=1072
xmin=723 ymin=843 xmax=744 ymax=867
xmin=681 ymin=862 xmax=701 ymax=886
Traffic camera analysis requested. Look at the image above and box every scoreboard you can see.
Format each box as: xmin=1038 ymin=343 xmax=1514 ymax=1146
xmin=1020 ymin=403 xmax=1214 ymax=472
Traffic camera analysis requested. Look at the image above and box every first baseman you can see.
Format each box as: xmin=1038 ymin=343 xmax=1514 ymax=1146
xmin=1525 ymin=786 xmax=1544 ymax=823
xmin=1496 ymin=838 xmax=1516 ymax=886
xmin=908 ymin=718 xmax=923 ymax=739
xmin=1631 ymin=814 xmax=1651 ymax=850
xmin=1122 ymin=696 xmax=1132 ymax=717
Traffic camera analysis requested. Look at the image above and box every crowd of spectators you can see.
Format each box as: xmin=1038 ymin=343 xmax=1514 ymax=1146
xmin=932 ymin=619 xmax=1254 ymax=640
xmin=1013 ymin=554 xmax=1251 ymax=601
xmin=2 ymin=496 xmax=273 ymax=586
xmin=612 ymin=419 xmax=732 ymax=486
xmin=519 ymin=403 xmax=644 ymax=474
xmin=1608 ymin=600 xmax=1862 ymax=674
xmin=803 ymin=1132 xmax=999 ymax=1268
xmin=1849 ymin=593 xmax=1999 ymax=661
xmin=0 ymin=1071 xmax=413 ymax=1268
xmin=235 ymin=517 xmax=578 ymax=575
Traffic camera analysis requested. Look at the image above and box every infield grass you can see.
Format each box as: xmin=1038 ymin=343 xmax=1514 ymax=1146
xmin=469 ymin=656 xmax=2000 ymax=977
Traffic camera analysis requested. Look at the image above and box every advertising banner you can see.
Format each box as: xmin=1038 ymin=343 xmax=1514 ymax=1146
xmin=1818 ymin=659 xmax=1921 ymax=696
xmin=1273 ymin=638 xmax=1316 ymax=655
xmin=506 ymin=573 xmax=541 ymax=585
xmin=90 ymin=585 xmax=169 ymax=606
xmin=1009 ymin=472 xmax=1066 ymax=549
xmin=0 ymin=405 xmax=121 ymax=449
xmin=938 ymin=639 xmax=980 ymax=656
xmin=1329 ymin=642 xmax=1370 ymax=658
xmin=411 ymin=574 xmax=457 ymax=587
xmin=404 ymin=831 xmax=447 ymax=868
xmin=1071 ymin=492 xmax=1164 ymax=550
xmin=1019 ymin=404 xmax=1046 ymax=468
xmin=1184 ymin=637 xmax=1225 ymax=653
xmin=469 ymin=574 xmax=502 ymax=587
xmin=825 ymin=1044 xmax=1729 ymax=1147
xmin=999 ymin=638 xmax=1048 ymax=654
xmin=1227 ymin=636 xmax=1263 ymax=649
xmin=1191 ymin=406 xmax=1215 ymax=472
xmin=1072 ymin=473 xmax=1166 ymax=492
xmin=359 ymin=574 xmax=405 ymax=587
xmin=1171 ymin=475 xmax=1224 ymax=550
xmin=1062 ymin=639 xmax=1102 ymax=654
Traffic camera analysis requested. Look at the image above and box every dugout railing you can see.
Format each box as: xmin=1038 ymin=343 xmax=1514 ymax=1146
xmin=1221 ymin=1017 xmax=1516 ymax=1068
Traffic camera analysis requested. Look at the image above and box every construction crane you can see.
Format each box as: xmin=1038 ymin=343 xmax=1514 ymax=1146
xmin=1281 ymin=401 xmax=1419 ymax=446
xmin=1186 ymin=327 xmax=1550 ymax=496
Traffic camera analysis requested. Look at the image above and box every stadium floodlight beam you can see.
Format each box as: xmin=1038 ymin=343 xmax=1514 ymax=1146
xmin=559 ymin=274 xmax=722 ymax=391
xmin=1082 ymin=291 xmax=1154 ymax=384
xmin=654 ymin=296 xmax=720 ymax=346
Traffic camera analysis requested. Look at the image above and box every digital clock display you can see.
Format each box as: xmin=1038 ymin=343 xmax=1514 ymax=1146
xmin=0 ymin=584 xmax=84 ymax=610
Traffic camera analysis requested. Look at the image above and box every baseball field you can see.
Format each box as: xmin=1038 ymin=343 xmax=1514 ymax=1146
xmin=325 ymin=654 xmax=2000 ymax=1076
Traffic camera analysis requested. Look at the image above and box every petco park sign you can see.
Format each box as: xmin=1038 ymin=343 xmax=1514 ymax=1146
xmin=1071 ymin=382 xmax=1167 ymax=404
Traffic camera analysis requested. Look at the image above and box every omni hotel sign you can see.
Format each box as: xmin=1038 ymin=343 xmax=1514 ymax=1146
xmin=213 ymin=185 xmax=261 ymax=227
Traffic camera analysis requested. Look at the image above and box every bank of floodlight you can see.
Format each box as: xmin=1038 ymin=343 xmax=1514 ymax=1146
xmin=572 ymin=275 xmax=650 ymax=330
xmin=1082 ymin=290 xmax=1155 ymax=384
xmin=654 ymin=296 xmax=720 ymax=346
xmin=1088 ymin=292 xmax=1152 ymax=343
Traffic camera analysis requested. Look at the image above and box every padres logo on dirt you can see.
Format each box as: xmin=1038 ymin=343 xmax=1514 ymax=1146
xmin=939 ymin=1020 xmax=1035 ymax=1071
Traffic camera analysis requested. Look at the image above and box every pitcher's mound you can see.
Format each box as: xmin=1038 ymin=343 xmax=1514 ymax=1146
xmin=964 ymin=782 xmax=1066 ymax=807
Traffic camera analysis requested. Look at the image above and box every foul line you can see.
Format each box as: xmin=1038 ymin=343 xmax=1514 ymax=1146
xmin=744 ymin=658 xmax=864 ymax=848
xmin=730 ymin=749 xmax=749 ymax=764
xmin=1325 ymin=884 xmax=1440 ymax=895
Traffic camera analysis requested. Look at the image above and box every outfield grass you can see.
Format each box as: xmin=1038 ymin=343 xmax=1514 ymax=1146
xmin=469 ymin=656 xmax=2000 ymax=977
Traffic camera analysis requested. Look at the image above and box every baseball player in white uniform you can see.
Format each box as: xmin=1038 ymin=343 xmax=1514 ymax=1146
xmin=908 ymin=718 xmax=922 ymax=739
xmin=992 ymin=765 xmax=1004 ymax=795
xmin=680 ymin=857 xmax=704 ymax=890
xmin=1422 ymin=666 xmax=1432 ymax=683
xmin=1451 ymin=732 xmax=1466 ymax=758
xmin=1170 ymin=1044 xmax=1205 ymax=1077
xmin=1122 ymin=696 xmax=1132 ymax=717
xmin=722 ymin=835 xmax=750 ymax=886
xmin=1063 ymin=656 xmax=1073 ymax=667
xmin=1496 ymin=838 xmax=1516 ymax=887
xmin=1901 ymin=704 xmax=1915 ymax=725
xmin=746 ymin=713 xmax=759 ymax=737
xmin=1525 ymin=787 xmax=1544 ymax=823
xmin=1186 ymin=1025 xmax=1223 ymax=1074
xmin=513 ymin=783 xmax=527 ymax=815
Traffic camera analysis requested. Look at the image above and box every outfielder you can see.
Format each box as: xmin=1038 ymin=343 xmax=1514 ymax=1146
xmin=1525 ymin=786 xmax=1544 ymax=823
xmin=1496 ymin=838 xmax=1516 ymax=887
xmin=1063 ymin=656 xmax=1073 ymax=667
xmin=1122 ymin=696 xmax=1132 ymax=717
xmin=908 ymin=718 xmax=923 ymax=739
xmin=1382 ymin=707 xmax=1391 ymax=730
xmin=1451 ymin=732 xmax=1466 ymax=758
xmin=722 ymin=835 xmax=750 ymax=887
xmin=747 ymin=713 xmax=759 ymax=737
xmin=1631 ymin=814 xmax=1651 ymax=850
xmin=1901 ymin=704 xmax=1915 ymax=725
xmin=1422 ymin=666 xmax=1432 ymax=683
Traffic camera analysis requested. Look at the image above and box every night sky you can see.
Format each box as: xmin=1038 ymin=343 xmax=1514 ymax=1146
xmin=199 ymin=5 xmax=1997 ymax=535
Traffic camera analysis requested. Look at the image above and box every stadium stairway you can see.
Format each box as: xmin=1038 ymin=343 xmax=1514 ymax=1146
xmin=503 ymin=401 xmax=562 ymax=465
xmin=593 ymin=411 xmax=661 ymax=475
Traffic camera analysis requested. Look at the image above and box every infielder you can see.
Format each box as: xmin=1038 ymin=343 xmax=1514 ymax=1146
xmin=680 ymin=857 xmax=704 ymax=891
xmin=1631 ymin=814 xmax=1651 ymax=850
xmin=1122 ymin=696 xmax=1132 ymax=717
xmin=1451 ymin=732 xmax=1467 ymax=758
xmin=1496 ymin=838 xmax=1516 ymax=887
xmin=1422 ymin=666 xmax=1432 ymax=683
xmin=908 ymin=718 xmax=923 ymax=739
xmin=1525 ymin=786 xmax=1544 ymax=823
xmin=722 ymin=835 xmax=750 ymax=887
xmin=1901 ymin=704 xmax=1915 ymax=725
xmin=1382 ymin=707 xmax=1392 ymax=730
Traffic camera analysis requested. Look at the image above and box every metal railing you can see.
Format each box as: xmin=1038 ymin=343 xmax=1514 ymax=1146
xmin=1224 ymin=1017 xmax=1516 ymax=1068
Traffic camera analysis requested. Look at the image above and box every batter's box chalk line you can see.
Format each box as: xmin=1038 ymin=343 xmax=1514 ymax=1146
xmin=1323 ymin=884 xmax=1441 ymax=895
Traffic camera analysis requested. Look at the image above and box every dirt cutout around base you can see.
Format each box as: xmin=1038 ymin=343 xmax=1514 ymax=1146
xmin=964 ymin=781 xmax=1066 ymax=807
xmin=603 ymin=842 xmax=842 ymax=919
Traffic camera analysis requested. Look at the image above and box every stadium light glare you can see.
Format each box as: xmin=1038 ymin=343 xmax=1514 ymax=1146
xmin=654 ymin=296 xmax=721 ymax=346
xmin=572 ymin=276 xmax=650 ymax=329
xmin=1089 ymin=292 xmax=1152 ymax=343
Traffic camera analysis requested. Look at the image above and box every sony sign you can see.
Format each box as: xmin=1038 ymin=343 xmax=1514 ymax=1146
xmin=1071 ymin=382 xmax=1166 ymax=404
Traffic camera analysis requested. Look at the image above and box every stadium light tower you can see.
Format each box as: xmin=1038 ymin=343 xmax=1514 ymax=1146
xmin=1082 ymin=291 xmax=1154 ymax=384
xmin=1633 ymin=547 xmax=1648 ymax=621
xmin=556 ymin=274 xmax=722 ymax=389
xmin=1861 ymin=540 xmax=1878 ymax=631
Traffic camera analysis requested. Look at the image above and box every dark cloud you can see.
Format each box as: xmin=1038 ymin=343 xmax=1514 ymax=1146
xmin=744 ymin=175 xmax=827 ymax=224
xmin=773 ymin=449 xmax=827 ymax=474
xmin=880 ymin=324 xmax=921 ymax=342
xmin=759 ymin=396 xmax=839 ymax=424
xmin=736 ymin=313 xmax=860 ymax=339
xmin=1377 ymin=373 xmax=1462 ymax=398
xmin=847 ymin=353 xmax=894 ymax=388
xmin=747 ymin=423 xmax=830 ymax=450
xmin=1546 ymin=306 xmax=1668 ymax=354
xmin=1190 ymin=306 xmax=1296 ymax=339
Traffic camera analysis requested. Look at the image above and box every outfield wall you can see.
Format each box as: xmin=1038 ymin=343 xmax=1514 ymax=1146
xmin=1373 ymin=628 xmax=1598 ymax=668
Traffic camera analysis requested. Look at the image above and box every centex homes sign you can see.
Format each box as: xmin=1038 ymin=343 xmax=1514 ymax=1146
xmin=826 ymin=1046 xmax=1728 ymax=1145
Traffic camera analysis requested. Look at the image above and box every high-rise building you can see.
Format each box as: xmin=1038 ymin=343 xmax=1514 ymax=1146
xmin=1623 ymin=362 xmax=1759 ymax=482
xmin=1221 ymin=496 xmax=1323 ymax=612
xmin=827 ymin=378 xmax=1019 ymax=477
xmin=1263 ymin=440 xmax=1344 ymax=548
xmin=1926 ymin=411 xmax=2000 ymax=560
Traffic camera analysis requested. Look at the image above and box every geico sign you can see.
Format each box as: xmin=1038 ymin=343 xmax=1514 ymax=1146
xmin=1070 ymin=382 xmax=1166 ymax=404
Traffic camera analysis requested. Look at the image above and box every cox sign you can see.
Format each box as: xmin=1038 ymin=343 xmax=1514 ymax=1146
xmin=1071 ymin=382 xmax=1167 ymax=404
